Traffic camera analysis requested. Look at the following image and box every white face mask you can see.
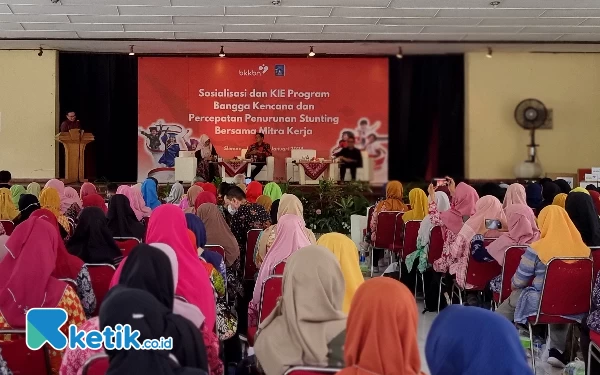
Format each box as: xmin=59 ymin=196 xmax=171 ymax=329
xmin=227 ymin=205 xmax=237 ymax=215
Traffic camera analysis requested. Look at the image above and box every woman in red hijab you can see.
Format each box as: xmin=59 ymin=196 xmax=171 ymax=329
xmin=0 ymin=217 xmax=86 ymax=374
xmin=145 ymin=204 xmax=217 ymax=330
xmin=245 ymin=181 xmax=262 ymax=203
xmin=201 ymin=182 xmax=218 ymax=198
xmin=194 ymin=191 xmax=217 ymax=210
xmin=82 ymin=193 xmax=107 ymax=214
xmin=30 ymin=209 xmax=97 ymax=318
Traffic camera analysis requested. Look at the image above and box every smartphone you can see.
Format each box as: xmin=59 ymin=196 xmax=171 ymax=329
xmin=244 ymin=178 xmax=252 ymax=185
xmin=485 ymin=219 xmax=503 ymax=230
xmin=432 ymin=178 xmax=448 ymax=187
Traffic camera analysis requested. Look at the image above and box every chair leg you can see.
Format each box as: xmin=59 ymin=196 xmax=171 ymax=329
xmin=437 ymin=275 xmax=443 ymax=313
xmin=370 ymin=246 xmax=374 ymax=278
xmin=529 ymin=322 xmax=536 ymax=374
xmin=414 ymin=271 xmax=418 ymax=297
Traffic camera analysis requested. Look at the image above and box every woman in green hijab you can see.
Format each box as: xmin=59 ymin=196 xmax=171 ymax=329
xmin=10 ymin=185 xmax=26 ymax=206
xmin=263 ymin=182 xmax=282 ymax=201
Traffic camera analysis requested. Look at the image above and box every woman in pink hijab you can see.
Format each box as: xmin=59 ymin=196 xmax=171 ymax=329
xmin=144 ymin=204 xmax=216 ymax=330
xmin=116 ymin=185 xmax=151 ymax=221
xmin=45 ymin=178 xmax=67 ymax=212
xmin=502 ymin=183 xmax=527 ymax=210
xmin=63 ymin=187 xmax=83 ymax=222
xmin=433 ymin=194 xmax=507 ymax=289
xmin=248 ymin=214 xmax=312 ymax=327
xmin=79 ymin=182 xmax=97 ymax=199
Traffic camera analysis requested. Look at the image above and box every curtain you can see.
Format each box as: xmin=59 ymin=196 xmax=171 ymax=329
xmin=59 ymin=53 xmax=138 ymax=182
xmin=388 ymin=55 xmax=464 ymax=182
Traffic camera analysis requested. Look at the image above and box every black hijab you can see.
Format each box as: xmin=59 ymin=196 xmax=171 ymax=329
xmin=539 ymin=182 xmax=561 ymax=213
xmin=270 ymin=199 xmax=280 ymax=225
xmin=554 ymin=179 xmax=572 ymax=194
xmin=100 ymin=287 xmax=207 ymax=375
xmin=67 ymin=207 xmax=122 ymax=264
xmin=107 ymin=195 xmax=146 ymax=240
xmin=587 ymin=184 xmax=599 ymax=192
xmin=15 ymin=194 xmax=40 ymax=225
xmin=565 ymin=192 xmax=600 ymax=247
xmin=479 ymin=183 xmax=505 ymax=202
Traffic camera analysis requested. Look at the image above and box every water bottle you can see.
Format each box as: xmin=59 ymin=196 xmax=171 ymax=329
xmin=359 ymin=248 xmax=368 ymax=274
xmin=533 ymin=337 xmax=543 ymax=361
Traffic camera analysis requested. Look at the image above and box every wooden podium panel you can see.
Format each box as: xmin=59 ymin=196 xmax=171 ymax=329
xmin=56 ymin=129 xmax=94 ymax=183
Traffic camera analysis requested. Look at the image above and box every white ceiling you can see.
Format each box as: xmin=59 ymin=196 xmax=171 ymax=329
xmin=2 ymin=0 xmax=600 ymax=54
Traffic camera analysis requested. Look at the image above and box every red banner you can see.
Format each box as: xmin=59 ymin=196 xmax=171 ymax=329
xmin=137 ymin=57 xmax=389 ymax=182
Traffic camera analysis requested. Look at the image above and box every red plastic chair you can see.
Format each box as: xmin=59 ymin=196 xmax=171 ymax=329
xmin=86 ymin=263 xmax=116 ymax=316
xmin=371 ymin=211 xmax=403 ymax=277
xmin=244 ymin=229 xmax=262 ymax=281
xmin=82 ymin=354 xmax=109 ymax=375
xmin=426 ymin=226 xmax=445 ymax=313
xmin=247 ymin=275 xmax=283 ymax=346
xmin=527 ymin=257 xmax=593 ymax=372
xmin=0 ymin=329 xmax=50 ymax=375
xmin=59 ymin=278 xmax=78 ymax=291
xmin=272 ymin=260 xmax=286 ymax=275
xmin=284 ymin=367 xmax=342 ymax=375
xmin=0 ymin=220 xmax=14 ymax=235
xmin=113 ymin=237 xmax=141 ymax=257
xmin=204 ymin=244 xmax=225 ymax=258
xmin=451 ymin=239 xmax=502 ymax=304
xmin=494 ymin=246 xmax=527 ymax=307
xmin=591 ymin=246 xmax=600 ymax=282
xmin=402 ymin=220 xmax=422 ymax=260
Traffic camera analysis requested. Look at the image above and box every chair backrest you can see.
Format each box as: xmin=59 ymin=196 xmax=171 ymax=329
xmin=536 ymin=257 xmax=593 ymax=320
xmin=82 ymin=354 xmax=109 ymax=375
xmin=498 ymin=246 xmax=527 ymax=303
xmin=258 ymin=275 xmax=283 ymax=323
xmin=463 ymin=250 xmax=502 ymax=291
xmin=204 ymin=244 xmax=225 ymax=258
xmin=59 ymin=278 xmax=78 ymax=291
xmin=272 ymin=260 xmax=286 ymax=275
xmin=372 ymin=211 xmax=402 ymax=251
xmin=0 ymin=220 xmax=14 ymax=235
xmin=113 ymin=237 xmax=141 ymax=257
xmin=0 ymin=329 xmax=50 ymax=375
xmin=244 ymin=229 xmax=262 ymax=280
xmin=291 ymin=149 xmax=316 ymax=160
xmin=427 ymin=226 xmax=444 ymax=264
xmin=85 ymin=263 xmax=116 ymax=316
xmin=591 ymin=246 xmax=600 ymax=282
xmin=283 ymin=366 xmax=342 ymax=375
xmin=402 ymin=220 xmax=421 ymax=259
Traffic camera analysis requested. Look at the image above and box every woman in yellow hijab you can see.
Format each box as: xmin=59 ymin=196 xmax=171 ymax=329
xmin=552 ymin=193 xmax=567 ymax=209
xmin=571 ymin=187 xmax=591 ymax=195
xmin=402 ymin=188 xmax=428 ymax=222
xmin=256 ymin=195 xmax=273 ymax=213
xmin=39 ymin=187 xmax=70 ymax=233
xmin=317 ymin=233 xmax=364 ymax=313
xmin=496 ymin=205 xmax=589 ymax=354
xmin=0 ymin=188 xmax=20 ymax=220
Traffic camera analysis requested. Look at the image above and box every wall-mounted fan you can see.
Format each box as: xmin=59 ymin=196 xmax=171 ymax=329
xmin=513 ymin=99 xmax=548 ymax=178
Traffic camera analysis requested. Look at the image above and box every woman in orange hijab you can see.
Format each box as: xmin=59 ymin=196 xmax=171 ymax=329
xmin=338 ymin=277 xmax=425 ymax=375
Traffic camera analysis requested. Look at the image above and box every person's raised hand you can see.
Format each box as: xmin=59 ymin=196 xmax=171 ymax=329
xmin=428 ymin=183 xmax=436 ymax=201
xmin=446 ymin=176 xmax=456 ymax=196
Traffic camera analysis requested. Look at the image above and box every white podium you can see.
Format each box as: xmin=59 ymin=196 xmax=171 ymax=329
xmin=175 ymin=156 xmax=197 ymax=183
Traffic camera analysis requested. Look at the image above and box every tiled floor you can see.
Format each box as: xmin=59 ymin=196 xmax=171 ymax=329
xmin=415 ymin=301 xmax=565 ymax=375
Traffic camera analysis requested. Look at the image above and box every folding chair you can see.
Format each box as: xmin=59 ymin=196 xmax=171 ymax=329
xmin=272 ymin=260 xmax=286 ymax=275
xmin=0 ymin=220 xmax=14 ymax=235
xmin=284 ymin=366 xmax=342 ymax=375
xmin=370 ymin=211 xmax=403 ymax=277
xmin=590 ymin=246 xmax=600 ymax=282
xmin=451 ymin=238 xmax=502 ymax=305
xmin=81 ymin=353 xmax=109 ymax=375
xmin=426 ymin=226 xmax=445 ymax=313
xmin=85 ymin=263 xmax=116 ymax=316
xmin=247 ymin=275 xmax=283 ymax=346
xmin=59 ymin=278 xmax=78 ymax=291
xmin=113 ymin=237 xmax=141 ymax=257
xmin=204 ymin=244 xmax=225 ymax=259
xmin=0 ymin=329 xmax=51 ymax=375
xmin=589 ymin=331 xmax=600 ymax=375
xmin=244 ymin=229 xmax=262 ymax=281
xmin=493 ymin=246 xmax=527 ymax=309
xmin=527 ymin=257 xmax=593 ymax=372
xmin=402 ymin=220 xmax=422 ymax=296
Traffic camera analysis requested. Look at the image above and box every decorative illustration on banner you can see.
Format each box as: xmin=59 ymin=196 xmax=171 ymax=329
xmin=137 ymin=58 xmax=389 ymax=183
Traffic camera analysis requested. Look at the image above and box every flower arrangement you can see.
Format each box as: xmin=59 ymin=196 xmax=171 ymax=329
xmin=290 ymin=179 xmax=371 ymax=234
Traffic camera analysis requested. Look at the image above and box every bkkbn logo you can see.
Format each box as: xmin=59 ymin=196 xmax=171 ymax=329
xmin=239 ymin=64 xmax=269 ymax=76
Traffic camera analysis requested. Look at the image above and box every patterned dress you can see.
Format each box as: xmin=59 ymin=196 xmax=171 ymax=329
xmin=0 ymin=286 xmax=86 ymax=375
xmin=0 ymin=348 xmax=11 ymax=375
xmin=74 ymin=266 xmax=96 ymax=319
xmin=59 ymin=317 xmax=102 ymax=375
xmin=588 ymin=272 xmax=600 ymax=332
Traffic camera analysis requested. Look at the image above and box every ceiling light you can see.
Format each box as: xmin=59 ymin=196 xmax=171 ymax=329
xmin=37 ymin=46 xmax=43 ymax=57
xmin=219 ymin=46 xmax=226 ymax=58
xmin=396 ymin=47 xmax=403 ymax=59
xmin=486 ymin=47 xmax=493 ymax=58
xmin=129 ymin=45 xmax=135 ymax=56
xmin=272 ymin=0 xmax=281 ymax=4
xmin=308 ymin=46 xmax=315 ymax=57
xmin=489 ymin=1 xmax=500 ymax=6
